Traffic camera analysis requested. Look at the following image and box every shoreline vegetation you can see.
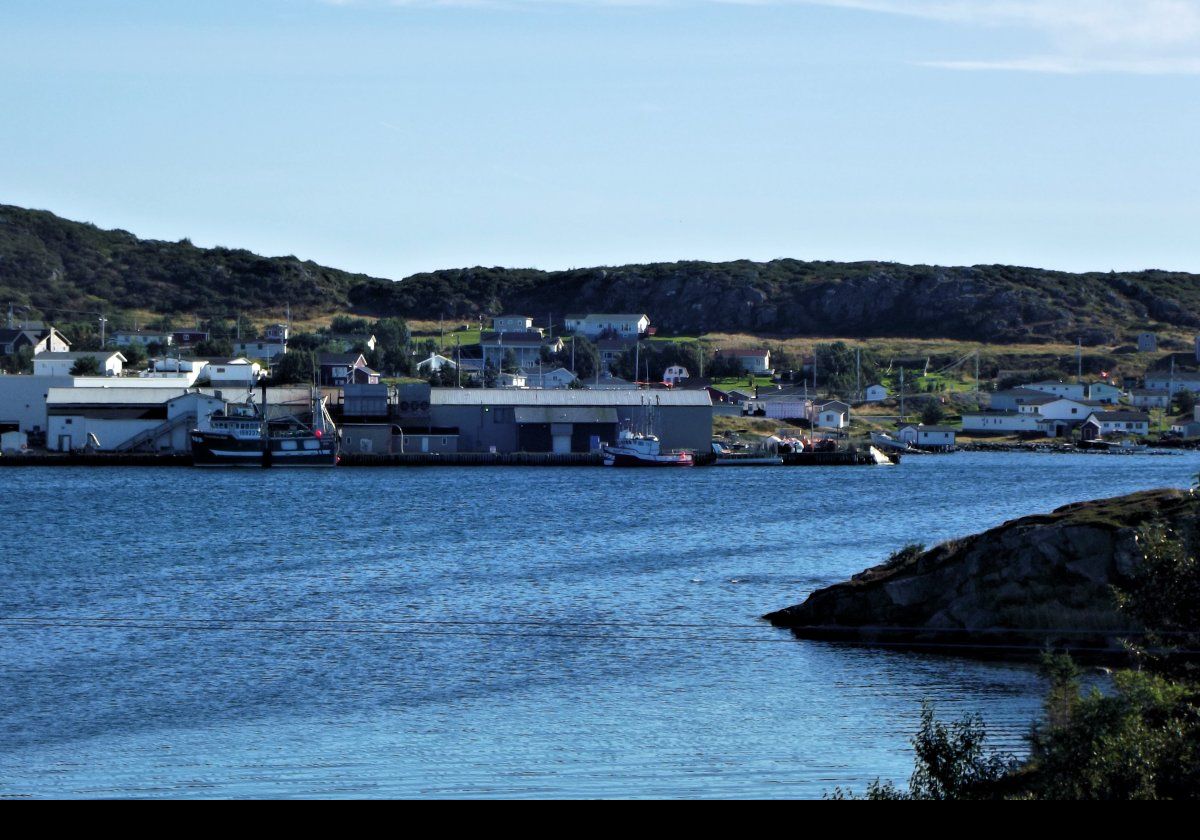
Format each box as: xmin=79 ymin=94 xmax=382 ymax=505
xmin=773 ymin=486 xmax=1200 ymax=799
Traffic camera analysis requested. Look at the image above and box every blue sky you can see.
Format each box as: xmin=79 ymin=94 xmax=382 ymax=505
xmin=2 ymin=0 xmax=1199 ymax=278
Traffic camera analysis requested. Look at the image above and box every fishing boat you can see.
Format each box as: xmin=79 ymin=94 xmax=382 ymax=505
xmin=191 ymin=385 xmax=338 ymax=467
xmin=602 ymin=429 xmax=694 ymax=467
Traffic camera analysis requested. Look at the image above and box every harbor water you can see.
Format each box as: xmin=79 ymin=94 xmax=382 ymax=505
xmin=2 ymin=451 xmax=1198 ymax=798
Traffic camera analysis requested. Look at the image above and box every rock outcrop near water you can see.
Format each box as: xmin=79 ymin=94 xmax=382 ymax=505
xmin=765 ymin=489 xmax=1197 ymax=653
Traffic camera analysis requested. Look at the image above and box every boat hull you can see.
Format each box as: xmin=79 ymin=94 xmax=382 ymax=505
xmin=190 ymin=432 xmax=338 ymax=467
xmin=602 ymin=450 xmax=694 ymax=467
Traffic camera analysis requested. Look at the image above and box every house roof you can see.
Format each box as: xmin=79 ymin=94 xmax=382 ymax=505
xmin=36 ymin=351 xmax=126 ymax=362
xmin=317 ymin=353 xmax=366 ymax=366
xmin=1086 ymin=411 xmax=1150 ymax=423
xmin=480 ymin=331 xmax=557 ymax=346
xmin=1131 ymin=388 xmax=1169 ymax=396
xmin=1028 ymin=380 xmax=1083 ymax=388
xmin=595 ymin=338 xmax=636 ymax=351
xmin=566 ymin=313 xmax=648 ymax=321
xmin=993 ymin=388 xmax=1055 ymax=403
xmin=717 ymin=347 xmax=771 ymax=357
xmin=1 ymin=327 xmax=69 ymax=346
xmin=1044 ymin=397 xmax=1107 ymax=406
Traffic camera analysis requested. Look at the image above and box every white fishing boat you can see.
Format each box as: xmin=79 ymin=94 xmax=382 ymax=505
xmin=602 ymin=429 xmax=694 ymax=467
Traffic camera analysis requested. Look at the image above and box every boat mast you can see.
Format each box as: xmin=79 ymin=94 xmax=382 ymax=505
xmin=260 ymin=377 xmax=271 ymax=468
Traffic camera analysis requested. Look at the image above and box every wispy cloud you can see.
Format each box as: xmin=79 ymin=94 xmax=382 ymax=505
xmin=797 ymin=0 xmax=1200 ymax=74
xmin=323 ymin=0 xmax=1200 ymax=74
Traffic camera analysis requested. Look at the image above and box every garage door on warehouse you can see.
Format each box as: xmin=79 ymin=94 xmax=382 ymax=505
xmin=513 ymin=407 xmax=619 ymax=453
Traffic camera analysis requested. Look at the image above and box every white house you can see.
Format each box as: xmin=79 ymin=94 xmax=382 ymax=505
xmin=33 ymin=351 xmax=126 ymax=378
xmin=234 ymin=339 xmax=287 ymax=361
xmin=1144 ymin=375 xmax=1200 ymax=396
xmin=746 ymin=392 xmax=824 ymax=420
xmin=496 ymin=372 xmax=527 ymax=388
xmin=1172 ymin=421 xmax=1200 ymax=439
xmin=717 ymin=348 xmax=772 ymax=374
xmin=961 ymin=411 xmax=1049 ymax=434
xmin=0 ymin=326 xmax=71 ymax=356
xmin=1037 ymin=397 xmax=1107 ymax=423
xmin=522 ymin=367 xmax=578 ymax=389
xmin=663 ymin=365 xmax=690 ymax=386
xmin=1130 ymin=388 xmax=1170 ymax=410
xmin=1082 ymin=410 xmax=1150 ymax=439
xmin=480 ymin=332 xmax=563 ymax=370
xmin=150 ymin=357 xmax=208 ymax=375
xmin=564 ymin=313 xmax=650 ymax=340
xmin=112 ymin=330 xmax=173 ymax=349
xmin=1087 ymin=382 xmax=1123 ymax=404
xmin=898 ymin=424 xmax=958 ymax=450
xmin=204 ymin=358 xmax=261 ymax=388
xmin=865 ymin=384 xmax=888 ymax=402
xmin=989 ymin=388 xmax=1055 ymax=412
xmin=814 ymin=400 xmax=850 ymax=430
xmin=1025 ymin=380 xmax=1089 ymax=401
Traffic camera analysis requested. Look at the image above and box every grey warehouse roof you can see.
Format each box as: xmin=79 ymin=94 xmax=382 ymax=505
xmin=431 ymin=388 xmax=712 ymax=407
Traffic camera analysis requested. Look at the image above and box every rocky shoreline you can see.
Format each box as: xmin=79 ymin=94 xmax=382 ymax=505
xmin=765 ymin=489 xmax=1197 ymax=656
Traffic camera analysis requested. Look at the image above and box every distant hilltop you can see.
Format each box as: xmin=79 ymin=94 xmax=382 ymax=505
xmin=2 ymin=202 xmax=1199 ymax=344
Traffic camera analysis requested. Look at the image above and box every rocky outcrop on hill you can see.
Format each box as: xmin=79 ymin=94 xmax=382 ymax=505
xmin=765 ymin=490 xmax=1198 ymax=654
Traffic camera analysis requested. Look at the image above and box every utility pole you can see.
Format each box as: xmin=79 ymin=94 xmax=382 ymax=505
xmin=1076 ymin=338 xmax=1082 ymax=382
xmin=5 ymin=303 xmax=12 ymax=329
xmin=855 ymin=347 xmax=861 ymax=402
xmin=900 ymin=367 xmax=905 ymax=423
xmin=634 ymin=341 xmax=641 ymax=388
xmin=455 ymin=335 xmax=461 ymax=388
xmin=974 ymin=350 xmax=980 ymax=393
xmin=98 ymin=314 xmax=108 ymax=348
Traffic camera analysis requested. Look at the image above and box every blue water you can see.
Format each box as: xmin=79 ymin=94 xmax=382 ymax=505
xmin=1 ymin=452 xmax=1197 ymax=799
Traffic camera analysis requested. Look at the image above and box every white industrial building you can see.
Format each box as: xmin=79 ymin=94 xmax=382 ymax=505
xmin=45 ymin=387 xmax=225 ymax=453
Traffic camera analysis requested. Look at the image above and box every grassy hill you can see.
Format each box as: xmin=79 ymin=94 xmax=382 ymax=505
xmin=3 ymin=203 xmax=1199 ymax=344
